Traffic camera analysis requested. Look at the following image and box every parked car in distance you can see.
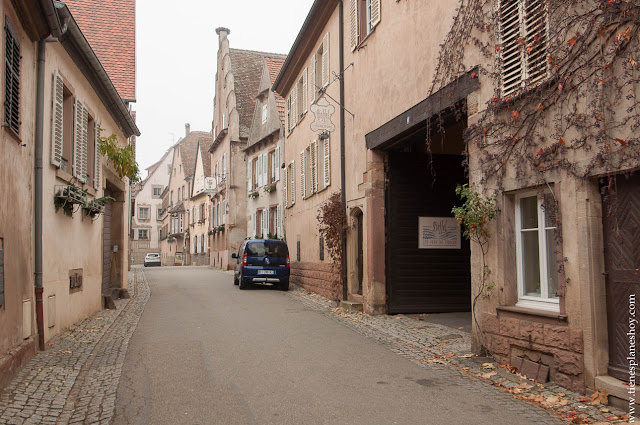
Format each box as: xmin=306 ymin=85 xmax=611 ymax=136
xmin=144 ymin=253 xmax=161 ymax=267
xmin=232 ymin=239 xmax=290 ymax=290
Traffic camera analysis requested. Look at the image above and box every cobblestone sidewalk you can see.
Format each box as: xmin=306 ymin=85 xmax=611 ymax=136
xmin=286 ymin=284 xmax=632 ymax=425
xmin=0 ymin=268 xmax=149 ymax=425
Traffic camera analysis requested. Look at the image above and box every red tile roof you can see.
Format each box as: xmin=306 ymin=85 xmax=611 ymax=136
xmin=265 ymin=57 xmax=286 ymax=125
xmin=230 ymin=49 xmax=286 ymax=138
xmin=180 ymin=131 xmax=213 ymax=179
xmin=65 ymin=0 xmax=136 ymax=100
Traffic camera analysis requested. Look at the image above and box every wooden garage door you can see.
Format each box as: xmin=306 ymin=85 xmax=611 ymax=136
xmin=602 ymin=173 xmax=640 ymax=381
xmin=386 ymin=153 xmax=471 ymax=314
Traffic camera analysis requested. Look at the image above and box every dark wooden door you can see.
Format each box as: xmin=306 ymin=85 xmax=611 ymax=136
xmin=102 ymin=189 xmax=113 ymax=295
xmin=602 ymin=174 xmax=640 ymax=381
xmin=386 ymin=153 xmax=471 ymax=314
xmin=356 ymin=211 xmax=364 ymax=295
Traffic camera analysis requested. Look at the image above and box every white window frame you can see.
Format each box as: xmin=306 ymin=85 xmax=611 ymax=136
xmin=138 ymin=206 xmax=149 ymax=220
xmin=261 ymin=104 xmax=268 ymax=124
xmin=138 ymin=229 xmax=148 ymax=240
xmin=514 ymin=190 xmax=560 ymax=311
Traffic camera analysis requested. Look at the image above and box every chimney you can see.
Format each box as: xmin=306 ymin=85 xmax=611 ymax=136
xmin=185 ymin=123 xmax=190 ymax=137
xmin=215 ymin=27 xmax=230 ymax=43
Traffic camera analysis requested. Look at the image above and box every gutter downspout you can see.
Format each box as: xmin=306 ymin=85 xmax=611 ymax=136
xmin=35 ymin=39 xmax=46 ymax=351
xmin=339 ymin=0 xmax=348 ymax=301
xmin=35 ymin=0 xmax=62 ymax=351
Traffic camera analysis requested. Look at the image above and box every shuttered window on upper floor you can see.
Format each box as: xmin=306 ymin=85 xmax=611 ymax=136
xmin=350 ymin=0 xmax=381 ymax=51
xmin=4 ymin=16 xmax=20 ymax=136
xmin=499 ymin=0 xmax=549 ymax=97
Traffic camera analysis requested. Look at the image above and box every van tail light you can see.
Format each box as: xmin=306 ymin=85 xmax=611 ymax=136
xmin=286 ymin=254 xmax=290 ymax=268
xmin=242 ymin=253 xmax=247 ymax=266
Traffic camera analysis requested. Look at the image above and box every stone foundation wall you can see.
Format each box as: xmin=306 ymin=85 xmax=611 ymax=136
xmin=291 ymin=262 xmax=342 ymax=301
xmin=482 ymin=314 xmax=585 ymax=392
xmin=0 ymin=338 xmax=36 ymax=390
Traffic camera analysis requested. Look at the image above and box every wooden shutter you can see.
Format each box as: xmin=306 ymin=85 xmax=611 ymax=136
xmin=292 ymin=85 xmax=298 ymax=127
xmin=286 ymin=95 xmax=292 ymax=132
xmin=248 ymin=159 xmax=253 ymax=191
xmin=223 ymin=153 xmax=227 ymax=180
xmin=525 ymin=0 xmax=548 ymax=86
xmin=94 ymin=121 xmax=101 ymax=190
xmin=51 ymin=71 xmax=64 ymax=167
xmin=312 ymin=141 xmax=318 ymax=193
xmin=323 ymin=138 xmax=331 ymax=188
xmin=5 ymin=18 xmax=20 ymax=134
xmin=291 ymin=161 xmax=296 ymax=205
xmin=302 ymin=67 xmax=308 ymax=114
xmin=252 ymin=211 xmax=257 ymax=237
xmin=277 ymin=204 xmax=282 ymax=238
xmin=370 ymin=0 xmax=381 ymax=28
xmin=499 ymin=0 xmax=524 ymax=96
xmin=264 ymin=209 xmax=269 ymax=238
xmin=350 ymin=0 xmax=358 ymax=51
xmin=73 ymin=99 xmax=88 ymax=183
xmin=322 ymin=33 xmax=330 ymax=87
xmin=310 ymin=55 xmax=317 ymax=103
xmin=274 ymin=146 xmax=280 ymax=181
xmin=283 ymin=166 xmax=288 ymax=207
xmin=222 ymin=200 xmax=226 ymax=224
xmin=257 ymin=155 xmax=263 ymax=187
xmin=300 ymin=151 xmax=306 ymax=200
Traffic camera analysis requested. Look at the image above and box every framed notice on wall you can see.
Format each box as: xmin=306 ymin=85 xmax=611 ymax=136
xmin=418 ymin=217 xmax=461 ymax=249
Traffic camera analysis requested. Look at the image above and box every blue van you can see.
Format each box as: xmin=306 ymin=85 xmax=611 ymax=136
xmin=231 ymin=239 xmax=290 ymax=290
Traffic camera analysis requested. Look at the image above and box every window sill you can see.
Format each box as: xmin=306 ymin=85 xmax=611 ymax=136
xmin=497 ymin=305 xmax=567 ymax=323
xmin=3 ymin=124 xmax=22 ymax=145
xmin=55 ymin=168 xmax=96 ymax=197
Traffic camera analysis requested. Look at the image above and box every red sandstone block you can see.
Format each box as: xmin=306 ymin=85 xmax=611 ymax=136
xmin=519 ymin=322 xmax=544 ymax=344
xmin=554 ymin=371 xmax=585 ymax=393
xmin=554 ymin=351 xmax=584 ymax=375
xmin=570 ymin=328 xmax=584 ymax=354
xmin=543 ymin=325 xmax=571 ymax=350
xmin=490 ymin=335 xmax=510 ymax=356
xmin=481 ymin=314 xmax=499 ymax=335
xmin=537 ymin=364 xmax=550 ymax=383
xmin=521 ymin=359 xmax=540 ymax=380
xmin=499 ymin=318 xmax=521 ymax=339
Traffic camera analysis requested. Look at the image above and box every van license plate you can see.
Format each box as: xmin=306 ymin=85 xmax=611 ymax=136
xmin=257 ymin=270 xmax=275 ymax=275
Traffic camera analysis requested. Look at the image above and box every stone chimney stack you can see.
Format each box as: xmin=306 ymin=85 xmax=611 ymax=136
xmin=215 ymin=27 xmax=230 ymax=44
xmin=185 ymin=123 xmax=190 ymax=137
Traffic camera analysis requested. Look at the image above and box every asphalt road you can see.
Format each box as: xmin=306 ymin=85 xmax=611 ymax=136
xmin=112 ymin=266 xmax=543 ymax=425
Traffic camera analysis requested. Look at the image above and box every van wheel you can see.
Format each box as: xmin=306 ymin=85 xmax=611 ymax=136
xmin=239 ymin=278 xmax=249 ymax=290
xmin=279 ymin=280 xmax=289 ymax=291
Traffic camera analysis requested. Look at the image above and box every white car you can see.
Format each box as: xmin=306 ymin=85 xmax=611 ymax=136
xmin=144 ymin=253 xmax=161 ymax=267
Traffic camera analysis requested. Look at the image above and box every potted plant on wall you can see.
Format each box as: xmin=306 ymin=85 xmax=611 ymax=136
xmin=83 ymin=196 xmax=115 ymax=220
xmin=54 ymin=184 xmax=88 ymax=217
xmin=263 ymin=183 xmax=276 ymax=193
xmin=248 ymin=191 xmax=259 ymax=199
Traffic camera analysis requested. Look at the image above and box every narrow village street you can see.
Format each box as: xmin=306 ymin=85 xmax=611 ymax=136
xmin=0 ymin=267 xmax=628 ymax=424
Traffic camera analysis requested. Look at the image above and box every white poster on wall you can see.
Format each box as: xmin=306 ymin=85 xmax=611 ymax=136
xmin=418 ymin=217 xmax=461 ymax=249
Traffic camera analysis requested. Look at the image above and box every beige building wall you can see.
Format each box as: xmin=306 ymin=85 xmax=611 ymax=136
xmin=0 ymin=0 xmax=39 ymax=381
xmin=188 ymin=145 xmax=211 ymax=266
xmin=163 ymin=141 xmax=190 ymax=264
xmin=41 ymin=42 xmax=130 ymax=341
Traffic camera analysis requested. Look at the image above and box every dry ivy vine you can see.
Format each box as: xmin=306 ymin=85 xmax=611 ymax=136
xmin=427 ymin=0 xmax=640 ymax=352
xmin=317 ymin=192 xmax=348 ymax=271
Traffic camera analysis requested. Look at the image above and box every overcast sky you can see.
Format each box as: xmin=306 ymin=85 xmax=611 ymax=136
xmin=134 ymin=0 xmax=315 ymax=174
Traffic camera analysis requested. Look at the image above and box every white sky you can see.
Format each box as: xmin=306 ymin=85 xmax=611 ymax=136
xmin=134 ymin=0 xmax=315 ymax=174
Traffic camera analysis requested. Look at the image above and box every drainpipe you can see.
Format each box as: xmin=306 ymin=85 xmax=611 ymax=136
xmin=339 ymin=0 xmax=348 ymax=301
xmin=34 ymin=39 xmax=46 ymax=351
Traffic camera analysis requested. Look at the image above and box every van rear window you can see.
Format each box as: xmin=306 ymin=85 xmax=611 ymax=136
xmin=246 ymin=242 xmax=288 ymax=257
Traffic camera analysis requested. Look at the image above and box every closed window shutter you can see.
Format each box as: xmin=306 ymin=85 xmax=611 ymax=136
xmin=292 ymin=85 xmax=298 ymax=127
xmin=51 ymin=71 xmax=64 ymax=167
xmin=252 ymin=211 xmax=257 ymax=237
xmin=247 ymin=159 xmax=253 ymax=191
xmin=370 ymin=0 xmax=381 ymax=28
xmin=310 ymin=55 xmax=317 ymax=103
xmin=4 ymin=18 xmax=20 ymax=134
xmin=350 ymin=0 xmax=358 ymax=51
xmin=263 ymin=153 xmax=268 ymax=185
xmin=274 ymin=146 xmax=280 ymax=181
xmin=291 ymin=161 xmax=296 ymax=205
xmin=264 ymin=209 xmax=269 ymax=238
xmin=277 ymin=204 xmax=282 ymax=238
xmin=73 ymin=99 xmax=88 ymax=183
xmin=323 ymin=138 xmax=331 ymax=188
xmin=94 ymin=121 xmax=101 ymax=190
xmin=300 ymin=151 xmax=306 ymax=199
xmin=525 ymin=0 xmax=548 ymax=86
xmin=222 ymin=201 xmax=226 ymax=224
xmin=257 ymin=155 xmax=263 ymax=187
xmin=223 ymin=153 xmax=227 ymax=180
xmin=312 ymin=141 xmax=319 ymax=193
xmin=286 ymin=95 xmax=292 ymax=132
xmin=302 ymin=67 xmax=308 ymax=114
xmin=499 ymin=0 xmax=523 ymax=96
xmin=322 ymin=33 xmax=330 ymax=87
xmin=283 ymin=167 xmax=288 ymax=207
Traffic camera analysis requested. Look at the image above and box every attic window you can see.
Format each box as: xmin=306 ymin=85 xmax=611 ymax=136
xmin=499 ymin=0 xmax=549 ymax=97
xmin=262 ymin=104 xmax=268 ymax=124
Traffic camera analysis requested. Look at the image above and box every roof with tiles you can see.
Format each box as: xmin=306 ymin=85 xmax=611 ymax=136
xmin=179 ymin=131 xmax=213 ymax=179
xmin=230 ymin=49 xmax=286 ymax=138
xmin=265 ymin=57 xmax=286 ymax=124
xmin=65 ymin=0 xmax=136 ymax=100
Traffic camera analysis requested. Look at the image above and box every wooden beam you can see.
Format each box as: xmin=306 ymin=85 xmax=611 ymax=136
xmin=366 ymin=67 xmax=479 ymax=151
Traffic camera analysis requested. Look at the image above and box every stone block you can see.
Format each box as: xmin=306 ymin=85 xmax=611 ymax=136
xmin=554 ymin=350 xmax=584 ymax=376
xmin=543 ymin=325 xmax=571 ymax=350
xmin=554 ymin=372 xmax=585 ymax=393
xmin=521 ymin=359 xmax=540 ymax=380
xmin=481 ymin=314 xmax=499 ymax=335
xmin=511 ymin=356 xmax=524 ymax=371
xmin=499 ymin=317 xmax=521 ymax=338
xmin=570 ymin=328 xmax=584 ymax=354
xmin=490 ymin=335 xmax=510 ymax=356
xmin=519 ymin=322 xmax=544 ymax=344
xmin=537 ymin=364 xmax=550 ymax=383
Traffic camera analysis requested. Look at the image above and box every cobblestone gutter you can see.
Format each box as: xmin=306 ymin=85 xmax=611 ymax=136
xmin=286 ymin=284 xmax=631 ymax=425
xmin=0 ymin=268 xmax=149 ymax=425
